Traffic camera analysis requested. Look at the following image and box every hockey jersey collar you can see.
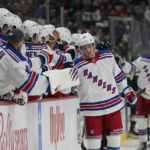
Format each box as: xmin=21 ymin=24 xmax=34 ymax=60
xmin=81 ymin=51 xmax=100 ymax=63
xmin=5 ymin=43 xmax=27 ymax=62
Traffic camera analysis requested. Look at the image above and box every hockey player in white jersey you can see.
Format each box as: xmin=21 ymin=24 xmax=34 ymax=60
xmin=0 ymin=29 xmax=51 ymax=103
xmin=37 ymin=24 xmax=75 ymax=70
xmin=74 ymin=33 xmax=137 ymax=150
xmin=122 ymin=56 xmax=150 ymax=150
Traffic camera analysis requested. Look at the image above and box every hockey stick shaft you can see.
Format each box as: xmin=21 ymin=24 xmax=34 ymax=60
xmin=136 ymin=88 xmax=146 ymax=97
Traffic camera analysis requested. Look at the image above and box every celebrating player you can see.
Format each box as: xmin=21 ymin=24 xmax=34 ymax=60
xmin=122 ymin=56 xmax=150 ymax=150
xmin=74 ymin=32 xmax=137 ymax=150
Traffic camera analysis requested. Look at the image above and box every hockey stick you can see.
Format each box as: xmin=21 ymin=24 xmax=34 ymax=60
xmin=81 ymin=120 xmax=87 ymax=150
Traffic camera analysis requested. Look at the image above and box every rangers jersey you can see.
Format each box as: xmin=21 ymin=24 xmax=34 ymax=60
xmin=0 ymin=34 xmax=8 ymax=44
xmin=74 ymin=50 xmax=128 ymax=116
xmin=25 ymin=43 xmax=47 ymax=58
xmin=122 ymin=56 xmax=150 ymax=99
xmin=0 ymin=42 xmax=50 ymax=96
xmin=39 ymin=45 xmax=73 ymax=70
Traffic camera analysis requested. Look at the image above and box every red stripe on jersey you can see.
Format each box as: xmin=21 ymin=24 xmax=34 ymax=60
xmin=75 ymin=60 xmax=87 ymax=68
xmin=41 ymin=50 xmax=53 ymax=64
xmin=7 ymin=49 xmax=21 ymax=62
xmin=56 ymin=55 xmax=64 ymax=69
xmin=22 ymin=72 xmax=36 ymax=92
xmin=116 ymin=73 xmax=124 ymax=81
xmin=80 ymin=97 xmax=121 ymax=109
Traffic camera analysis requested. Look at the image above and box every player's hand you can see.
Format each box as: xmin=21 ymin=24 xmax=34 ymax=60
xmin=13 ymin=91 xmax=28 ymax=105
xmin=41 ymin=64 xmax=52 ymax=72
xmin=3 ymin=90 xmax=28 ymax=105
xmin=123 ymin=86 xmax=137 ymax=107
xmin=3 ymin=91 xmax=15 ymax=101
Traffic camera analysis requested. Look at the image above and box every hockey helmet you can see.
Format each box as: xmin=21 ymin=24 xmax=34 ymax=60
xmin=38 ymin=24 xmax=56 ymax=43
xmin=10 ymin=14 xmax=22 ymax=29
xmin=23 ymin=20 xmax=39 ymax=34
xmin=56 ymin=27 xmax=72 ymax=44
xmin=71 ymin=33 xmax=82 ymax=46
xmin=79 ymin=33 xmax=94 ymax=47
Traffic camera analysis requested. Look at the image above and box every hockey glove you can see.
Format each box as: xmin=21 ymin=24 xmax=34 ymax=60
xmin=13 ymin=91 xmax=28 ymax=105
xmin=3 ymin=91 xmax=15 ymax=101
xmin=64 ymin=62 xmax=74 ymax=68
xmin=41 ymin=64 xmax=52 ymax=72
xmin=64 ymin=45 xmax=76 ymax=60
xmin=123 ymin=86 xmax=137 ymax=107
xmin=3 ymin=90 xmax=28 ymax=105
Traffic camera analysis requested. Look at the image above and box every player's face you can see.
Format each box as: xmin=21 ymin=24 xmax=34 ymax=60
xmin=81 ymin=43 xmax=95 ymax=59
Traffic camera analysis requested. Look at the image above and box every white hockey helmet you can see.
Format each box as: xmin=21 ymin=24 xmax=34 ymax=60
xmin=0 ymin=9 xmax=12 ymax=30
xmin=71 ymin=33 xmax=82 ymax=46
xmin=28 ymin=25 xmax=41 ymax=39
xmin=38 ymin=24 xmax=56 ymax=43
xmin=0 ymin=13 xmax=22 ymax=32
xmin=79 ymin=33 xmax=94 ymax=47
xmin=56 ymin=27 xmax=72 ymax=44
xmin=23 ymin=20 xmax=39 ymax=34
xmin=9 ymin=14 xmax=22 ymax=29
xmin=0 ymin=8 xmax=10 ymax=17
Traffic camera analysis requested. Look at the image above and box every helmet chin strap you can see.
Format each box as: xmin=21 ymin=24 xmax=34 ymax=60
xmin=47 ymin=34 xmax=56 ymax=43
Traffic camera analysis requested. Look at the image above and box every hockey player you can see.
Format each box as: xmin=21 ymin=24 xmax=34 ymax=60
xmin=74 ymin=33 xmax=137 ymax=150
xmin=122 ymin=56 xmax=150 ymax=150
xmin=37 ymin=25 xmax=76 ymax=97
xmin=38 ymin=24 xmax=75 ymax=70
xmin=0 ymin=29 xmax=51 ymax=103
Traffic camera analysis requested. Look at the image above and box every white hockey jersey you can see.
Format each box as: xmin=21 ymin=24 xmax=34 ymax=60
xmin=122 ymin=56 xmax=150 ymax=99
xmin=0 ymin=42 xmax=50 ymax=96
xmin=39 ymin=45 xmax=73 ymax=70
xmin=74 ymin=50 xmax=128 ymax=116
xmin=25 ymin=43 xmax=47 ymax=58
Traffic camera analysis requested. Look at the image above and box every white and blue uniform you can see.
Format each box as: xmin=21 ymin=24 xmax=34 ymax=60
xmin=0 ymin=34 xmax=8 ymax=44
xmin=122 ymin=56 xmax=150 ymax=99
xmin=74 ymin=50 xmax=128 ymax=116
xmin=25 ymin=43 xmax=47 ymax=58
xmin=0 ymin=42 xmax=50 ymax=96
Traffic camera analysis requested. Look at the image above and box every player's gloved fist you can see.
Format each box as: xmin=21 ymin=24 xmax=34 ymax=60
xmin=13 ymin=91 xmax=28 ymax=105
xmin=64 ymin=45 xmax=76 ymax=60
xmin=123 ymin=86 xmax=137 ymax=106
xmin=41 ymin=64 xmax=52 ymax=72
xmin=2 ymin=90 xmax=28 ymax=105
xmin=3 ymin=91 xmax=15 ymax=101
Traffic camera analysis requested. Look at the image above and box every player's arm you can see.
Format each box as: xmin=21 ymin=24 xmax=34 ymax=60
xmin=121 ymin=57 xmax=141 ymax=74
xmin=38 ymin=46 xmax=75 ymax=69
xmin=112 ymin=57 xmax=137 ymax=106
xmin=6 ymin=60 xmax=50 ymax=96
